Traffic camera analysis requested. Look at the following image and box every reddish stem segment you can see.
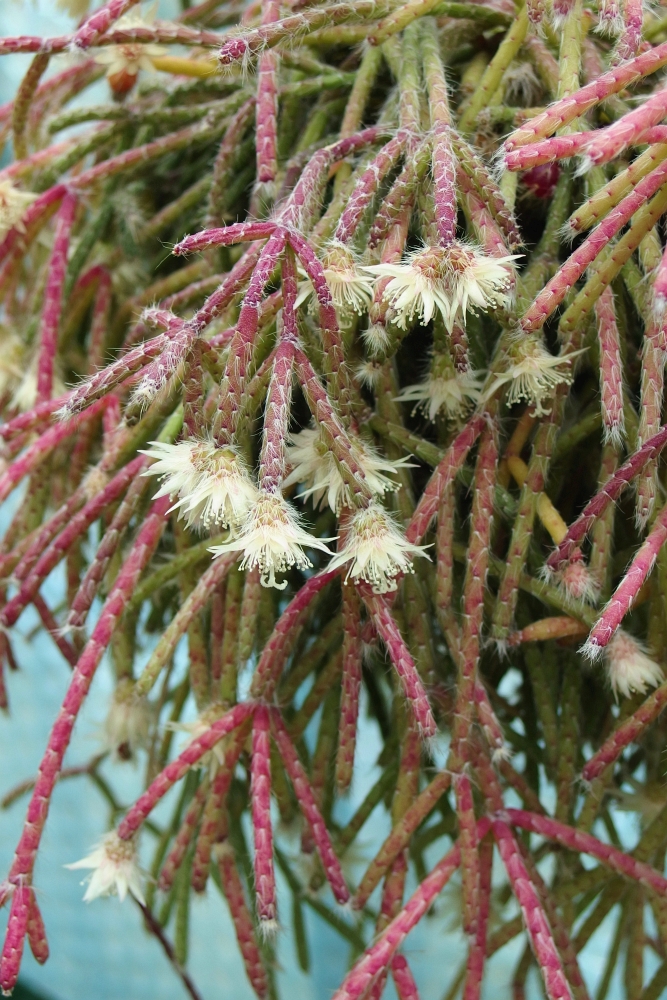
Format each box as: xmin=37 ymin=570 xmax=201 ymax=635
xmin=117 ymin=703 xmax=254 ymax=840
xmin=251 ymin=705 xmax=277 ymax=927
xmin=36 ymin=191 xmax=77 ymax=402
xmin=270 ymin=710 xmax=349 ymax=904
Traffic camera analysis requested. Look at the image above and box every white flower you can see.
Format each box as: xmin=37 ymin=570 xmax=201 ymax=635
xmin=66 ymin=832 xmax=144 ymax=904
xmin=329 ymin=502 xmax=429 ymax=594
xmin=601 ymin=630 xmax=664 ymax=700
xmin=366 ymin=243 xmax=519 ymax=332
xmin=0 ymin=181 xmax=36 ymax=243
xmin=397 ymin=370 xmax=483 ymax=422
xmin=284 ymin=425 xmax=410 ymax=513
xmin=297 ymin=241 xmax=373 ymax=319
xmin=140 ymin=439 xmax=259 ymax=532
xmin=484 ymin=333 xmax=581 ymax=416
xmin=210 ymin=490 xmax=334 ymax=589
xmin=94 ymin=6 xmax=166 ymax=90
xmin=104 ymin=679 xmax=152 ymax=758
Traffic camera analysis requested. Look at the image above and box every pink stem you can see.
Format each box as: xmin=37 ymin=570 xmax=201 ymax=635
xmin=581 ymin=679 xmax=667 ymax=781
xmin=492 ymin=818 xmax=573 ymax=1000
xmin=504 ymin=808 xmax=667 ymax=893
xmin=249 ymin=569 xmax=338 ymax=699
xmin=158 ymin=781 xmax=209 ymax=893
xmin=251 ymin=705 xmax=277 ymax=927
xmin=584 ymin=501 xmax=667 ymax=652
xmin=259 ymin=340 xmax=295 ymax=493
xmin=73 ymin=0 xmax=141 ymax=48
xmin=595 ymin=288 xmax=624 ymax=446
xmin=615 ymin=0 xmax=643 ymax=62
xmin=36 ymin=191 xmax=77 ymax=403
xmin=32 ymin=593 xmax=78 ymax=669
xmin=255 ymin=0 xmax=279 ymax=189
xmin=0 ymin=886 xmax=30 ymax=994
xmin=270 ymin=709 xmax=349 ymax=904
xmin=0 ymin=398 xmax=109 ymax=505
xmin=216 ymin=843 xmax=269 ymax=999
xmin=521 ymin=156 xmax=667 ymax=333
xmin=336 ymin=584 xmax=363 ymax=791
xmin=406 ymin=415 xmax=486 ymax=546
xmin=331 ymin=827 xmax=492 ymax=1000
xmin=363 ymin=592 xmax=437 ymax=738
xmin=454 ymin=772 xmax=480 ymax=937
xmin=1 ymin=456 xmax=145 ymax=630
xmin=0 ymin=498 xmax=170 ymax=989
xmin=504 ymin=40 xmax=667 ymax=151
xmin=117 ymin=703 xmax=254 ymax=840
xmin=334 ymin=133 xmax=406 ymax=244
xmin=433 ymin=122 xmax=457 ymax=246
xmin=546 ymin=424 xmax=667 ymax=571
xmin=25 ymin=891 xmax=48 ymax=966
xmin=173 ymin=221 xmax=277 ymax=256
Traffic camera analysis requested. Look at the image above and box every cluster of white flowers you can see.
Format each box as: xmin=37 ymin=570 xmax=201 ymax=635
xmin=485 ymin=333 xmax=580 ymax=416
xmin=67 ymin=832 xmax=144 ymax=904
xmin=601 ymin=629 xmax=664 ymax=700
xmin=329 ymin=502 xmax=429 ymax=594
xmin=284 ymin=425 xmax=410 ymax=513
xmin=0 ymin=180 xmax=36 ymax=244
xmin=210 ymin=490 xmax=333 ymax=590
xmin=364 ymin=242 xmax=519 ymax=332
xmin=141 ymin=439 xmax=259 ymax=532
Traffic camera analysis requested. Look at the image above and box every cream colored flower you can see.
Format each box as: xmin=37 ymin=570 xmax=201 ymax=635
xmin=284 ymin=425 xmax=410 ymax=513
xmin=297 ymin=241 xmax=373 ymax=319
xmin=103 ymin=678 xmax=152 ymax=758
xmin=0 ymin=181 xmax=36 ymax=243
xmin=366 ymin=243 xmax=518 ymax=332
xmin=329 ymin=502 xmax=429 ymax=594
xmin=484 ymin=333 xmax=581 ymax=416
xmin=600 ymin=630 xmax=664 ymax=700
xmin=397 ymin=370 xmax=483 ymax=422
xmin=67 ymin=832 xmax=144 ymax=904
xmin=210 ymin=490 xmax=334 ymax=589
xmin=94 ymin=6 xmax=166 ymax=88
xmin=140 ymin=439 xmax=259 ymax=532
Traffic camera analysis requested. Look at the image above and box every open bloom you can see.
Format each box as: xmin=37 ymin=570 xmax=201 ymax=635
xmin=329 ymin=502 xmax=429 ymax=593
xmin=210 ymin=490 xmax=334 ymax=589
xmin=397 ymin=369 xmax=483 ymax=421
xmin=284 ymin=425 xmax=410 ymax=513
xmin=0 ymin=181 xmax=36 ymax=243
xmin=602 ymin=630 xmax=664 ymax=700
xmin=94 ymin=7 xmax=166 ymax=93
xmin=297 ymin=241 xmax=373 ymax=319
xmin=67 ymin=832 xmax=144 ymax=904
xmin=484 ymin=333 xmax=580 ymax=416
xmin=366 ymin=243 xmax=518 ymax=332
xmin=141 ymin=439 xmax=259 ymax=532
